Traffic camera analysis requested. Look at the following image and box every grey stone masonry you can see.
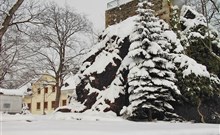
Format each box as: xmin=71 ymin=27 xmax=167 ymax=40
xmin=105 ymin=0 xmax=173 ymax=27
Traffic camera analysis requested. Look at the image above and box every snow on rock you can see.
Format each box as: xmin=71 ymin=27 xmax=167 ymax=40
xmin=85 ymin=83 xmax=100 ymax=95
xmin=82 ymin=74 xmax=126 ymax=112
xmin=102 ymin=78 xmax=125 ymax=101
xmin=81 ymin=16 xmax=137 ymax=75
xmin=75 ymin=16 xmax=139 ymax=114
xmin=84 ymin=50 xmax=121 ymax=74
xmin=62 ymin=73 xmax=77 ymax=91
xmin=103 ymin=16 xmax=138 ymax=39
xmin=82 ymin=39 xmax=109 ymax=63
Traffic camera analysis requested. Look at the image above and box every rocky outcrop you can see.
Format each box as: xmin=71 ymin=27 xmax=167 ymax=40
xmin=74 ymin=4 xmax=220 ymax=123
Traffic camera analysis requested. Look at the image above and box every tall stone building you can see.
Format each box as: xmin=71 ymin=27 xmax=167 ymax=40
xmin=105 ymin=0 xmax=174 ymax=27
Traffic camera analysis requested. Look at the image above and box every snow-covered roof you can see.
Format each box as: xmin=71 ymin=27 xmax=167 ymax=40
xmin=0 ymin=79 xmax=33 ymax=96
xmin=17 ymin=81 xmax=32 ymax=93
xmin=0 ymin=88 xmax=24 ymax=96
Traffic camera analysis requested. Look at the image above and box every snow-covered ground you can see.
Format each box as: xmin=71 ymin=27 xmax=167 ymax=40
xmin=1 ymin=112 xmax=220 ymax=135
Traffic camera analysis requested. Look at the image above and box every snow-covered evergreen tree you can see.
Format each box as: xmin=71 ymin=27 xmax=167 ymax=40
xmin=170 ymin=5 xmax=180 ymax=34
xmin=125 ymin=0 xmax=181 ymax=121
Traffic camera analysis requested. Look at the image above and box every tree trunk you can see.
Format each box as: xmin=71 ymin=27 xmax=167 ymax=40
xmin=0 ymin=34 xmax=3 ymax=80
xmin=0 ymin=74 xmax=5 ymax=87
xmin=200 ymin=0 xmax=206 ymax=16
xmin=197 ymin=99 xmax=205 ymax=123
xmin=54 ymin=79 xmax=61 ymax=109
xmin=0 ymin=34 xmax=2 ymax=53
xmin=148 ymin=109 xmax=152 ymax=121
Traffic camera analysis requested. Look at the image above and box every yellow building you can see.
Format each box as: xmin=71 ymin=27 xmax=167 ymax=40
xmin=23 ymin=73 xmax=74 ymax=115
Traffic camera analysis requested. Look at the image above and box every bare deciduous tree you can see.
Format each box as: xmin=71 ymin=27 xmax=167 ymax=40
xmin=0 ymin=0 xmax=43 ymax=87
xmin=31 ymin=3 xmax=92 ymax=109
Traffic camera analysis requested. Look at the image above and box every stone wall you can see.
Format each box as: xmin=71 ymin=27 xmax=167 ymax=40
xmin=105 ymin=0 xmax=172 ymax=27
xmin=105 ymin=0 xmax=138 ymax=27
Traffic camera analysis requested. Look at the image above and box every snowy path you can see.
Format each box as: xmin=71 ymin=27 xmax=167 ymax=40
xmin=1 ymin=113 xmax=220 ymax=135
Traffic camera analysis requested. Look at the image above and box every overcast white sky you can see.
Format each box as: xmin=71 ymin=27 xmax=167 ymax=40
xmin=48 ymin=0 xmax=113 ymax=32
xmin=46 ymin=0 xmax=220 ymax=32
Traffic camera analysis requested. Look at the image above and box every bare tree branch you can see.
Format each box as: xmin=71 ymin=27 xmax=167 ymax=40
xmin=0 ymin=0 xmax=24 ymax=52
xmin=0 ymin=0 xmax=45 ymax=87
xmin=209 ymin=0 xmax=220 ymax=12
xmin=31 ymin=3 xmax=93 ymax=108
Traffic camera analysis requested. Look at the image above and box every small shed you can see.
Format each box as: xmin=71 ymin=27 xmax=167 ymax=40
xmin=0 ymin=88 xmax=24 ymax=114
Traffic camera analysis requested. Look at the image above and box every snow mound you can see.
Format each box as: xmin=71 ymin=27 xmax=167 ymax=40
xmin=52 ymin=110 xmax=122 ymax=121
xmin=1 ymin=113 xmax=35 ymax=122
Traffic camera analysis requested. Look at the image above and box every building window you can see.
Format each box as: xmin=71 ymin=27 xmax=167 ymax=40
xmin=44 ymin=102 xmax=48 ymax=109
xmin=51 ymin=101 xmax=56 ymax=109
xmin=27 ymin=103 xmax=31 ymax=110
xmin=37 ymin=88 xmax=41 ymax=94
xmin=44 ymin=87 xmax=48 ymax=94
xmin=37 ymin=102 xmax=41 ymax=110
xmin=3 ymin=103 xmax=10 ymax=109
xmin=62 ymin=100 xmax=67 ymax=106
xmin=52 ymin=86 xmax=56 ymax=92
